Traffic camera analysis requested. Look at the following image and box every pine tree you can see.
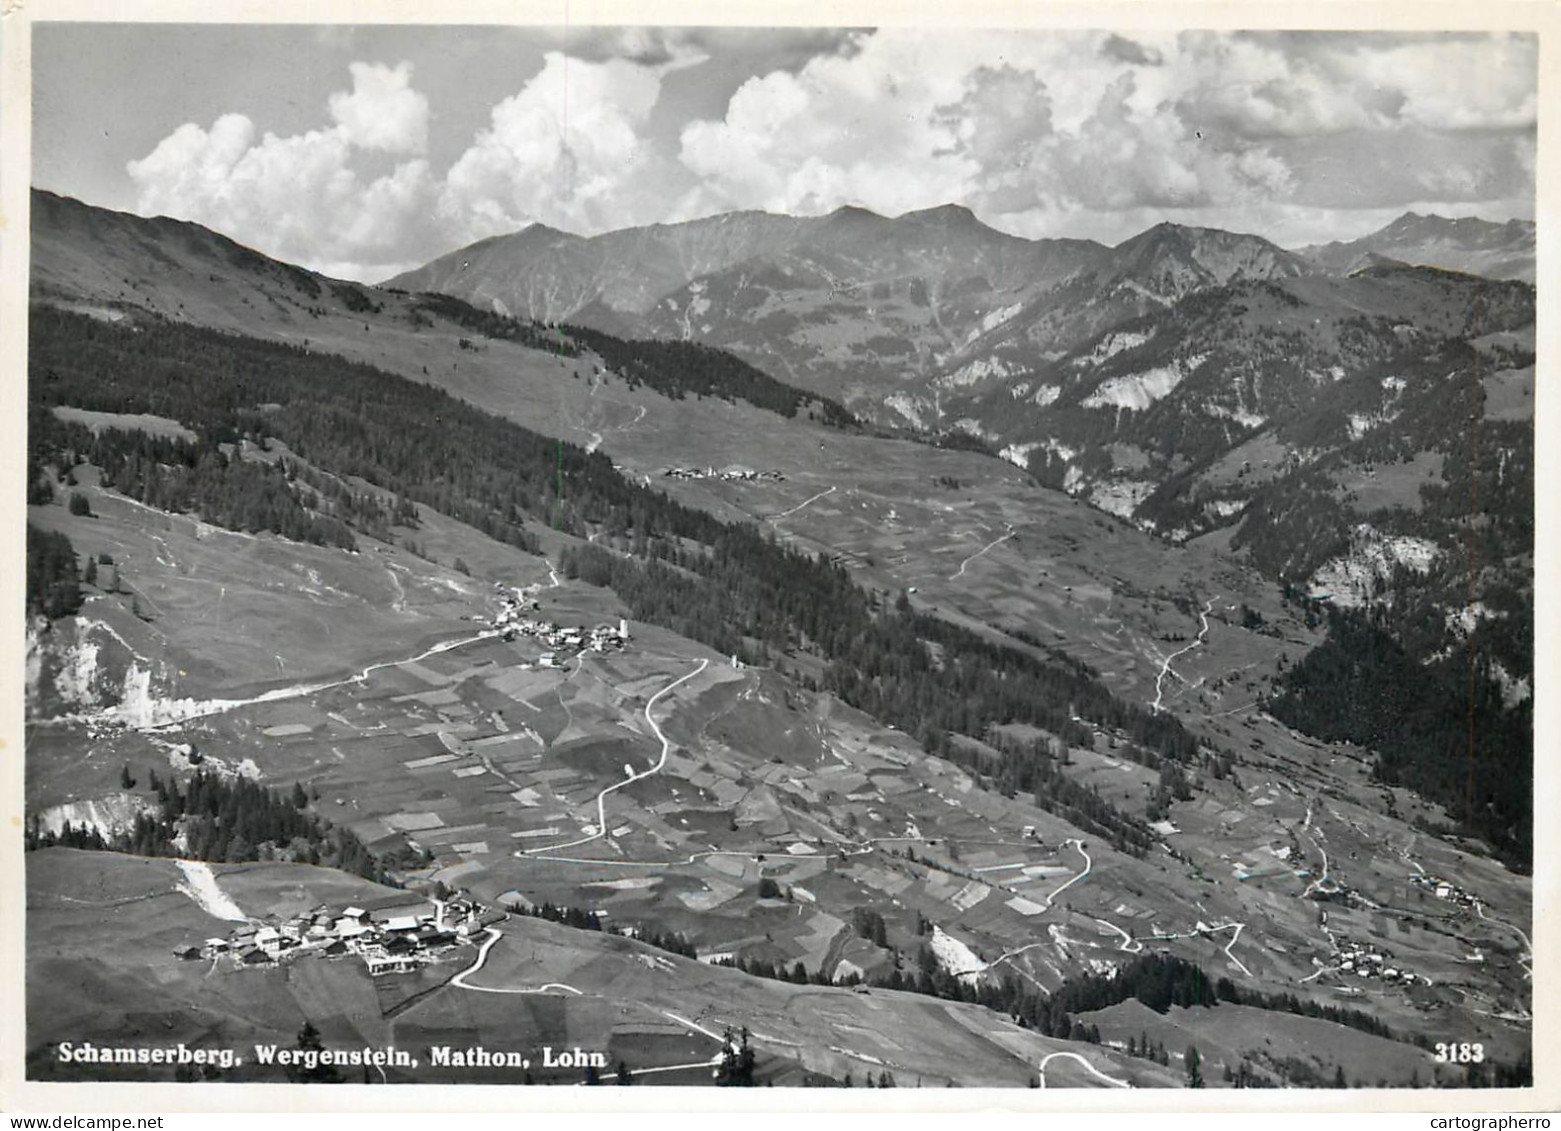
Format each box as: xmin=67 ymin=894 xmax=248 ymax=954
xmin=1185 ymin=1044 xmax=1204 ymax=1088
xmin=716 ymin=1027 xmax=756 ymax=1086
xmin=292 ymin=1022 xmax=343 ymax=1083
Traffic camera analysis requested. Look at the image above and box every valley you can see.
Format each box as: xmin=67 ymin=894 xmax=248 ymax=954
xmin=21 ymin=189 xmax=1534 ymax=1090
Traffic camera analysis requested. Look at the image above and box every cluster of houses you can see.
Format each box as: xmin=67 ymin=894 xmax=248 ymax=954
xmin=1409 ymin=871 xmax=1478 ymax=908
xmin=494 ymin=596 xmax=632 ymax=663
xmin=1330 ymin=937 xmax=1428 ymax=987
xmin=1300 ymin=870 xmax=1351 ymax=902
xmin=174 ymin=895 xmax=506 ymax=977
xmin=663 ymin=465 xmax=785 ymax=482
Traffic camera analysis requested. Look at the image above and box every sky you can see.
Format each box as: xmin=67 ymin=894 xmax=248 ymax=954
xmin=32 ymin=24 xmax=1538 ymax=283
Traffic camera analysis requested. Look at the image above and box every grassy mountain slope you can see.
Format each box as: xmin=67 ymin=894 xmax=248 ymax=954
xmin=24 ymin=191 xmax=1535 ymax=1085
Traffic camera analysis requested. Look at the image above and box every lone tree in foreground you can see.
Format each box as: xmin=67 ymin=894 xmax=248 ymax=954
xmin=1185 ymin=1044 xmax=1204 ymax=1089
xmin=716 ymin=1027 xmax=756 ymax=1086
xmin=291 ymin=1022 xmax=342 ymax=1084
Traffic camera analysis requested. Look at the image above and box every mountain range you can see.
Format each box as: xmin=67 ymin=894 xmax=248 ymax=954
xmin=390 ymin=197 xmax=1533 ymax=572
xmin=33 ymin=188 xmax=1536 ymax=623
xmin=388 ymin=204 xmax=1530 ymax=419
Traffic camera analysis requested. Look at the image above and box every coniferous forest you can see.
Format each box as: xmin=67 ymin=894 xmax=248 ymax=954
xmin=25 ymin=768 xmax=400 ymax=882
xmin=561 ymin=323 xmax=859 ymax=426
xmin=1269 ymin=606 xmax=1531 ymax=866
xmin=25 ymin=523 xmax=84 ymax=620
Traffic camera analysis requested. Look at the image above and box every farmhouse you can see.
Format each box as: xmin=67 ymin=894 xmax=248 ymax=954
xmin=1411 ymin=872 xmax=1478 ymax=908
xmin=362 ymin=948 xmax=419 ymax=976
xmin=254 ymin=927 xmax=284 ymax=954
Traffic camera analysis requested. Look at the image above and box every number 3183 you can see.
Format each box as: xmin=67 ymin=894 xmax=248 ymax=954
xmin=1433 ymin=1042 xmax=1484 ymax=1063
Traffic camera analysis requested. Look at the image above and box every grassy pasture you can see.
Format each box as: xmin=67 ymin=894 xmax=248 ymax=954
xmin=1079 ymin=998 xmax=1434 ymax=1087
xmin=1331 ymin=450 xmax=1445 ymax=513
xmin=1482 ymin=366 xmax=1534 ymax=421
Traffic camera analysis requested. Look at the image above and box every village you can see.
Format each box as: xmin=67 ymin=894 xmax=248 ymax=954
xmin=1326 ymin=933 xmax=1429 ymax=988
xmin=490 ymin=587 xmax=632 ymax=665
xmin=662 ymin=465 xmax=786 ymax=482
xmin=174 ymin=893 xmax=507 ymax=977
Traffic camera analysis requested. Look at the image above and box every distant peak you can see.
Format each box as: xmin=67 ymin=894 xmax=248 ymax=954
xmin=827 ymin=204 xmax=887 ymax=223
xmin=1119 ymin=220 xmax=1281 ymax=251
xmin=1383 ymin=211 xmax=1441 ymax=233
xmin=1131 ymin=220 xmax=1200 ymax=240
xmin=1379 ymin=210 xmax=1516 ymax=238
xmin=900 ymin=203 xmax=980 ymax=225
xmin=519 ymin=220 xmax=578 ymax=240
xmin=1115 ymin=221 xmax=1194 ymax=250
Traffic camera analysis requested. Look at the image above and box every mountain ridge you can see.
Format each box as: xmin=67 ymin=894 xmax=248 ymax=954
xmin=1300 ymin=210 xmax=1535 ymax=282
xmin=387 ymin=202 xmax=1531 ymax=432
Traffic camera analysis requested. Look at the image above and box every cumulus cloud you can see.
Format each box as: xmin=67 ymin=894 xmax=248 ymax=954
xmin=676 ymin=31 xmax=1301 ymax=228
xmin=1045 ymin=71 xmax=1295 ymax=213
xmin=127 ymin=62 xmax=437 ymax=279
xmin=327 ymin=61 xmax=429 ymax=153
xmin=121 ymin=30 xmax=1536 ymax=274
xmin=679 ymin=32 xmax=992 ymax=218
xmin=674 ymin=28 xmax=1531 ymax=242
xmin=435 ymin=52 xmax=680 ymax=243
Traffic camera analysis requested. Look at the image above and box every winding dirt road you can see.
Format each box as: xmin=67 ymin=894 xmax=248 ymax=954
xmin=449 ymin=928 xmax=584 ymax=995
xmin=949 ymin=523 xmax=1016 ymax=580
xmin=1037 ymin=1050 xmax=1132 ymax=1088
xmin=769 ymin=485 xmax=837 ymax=522
xmin=1151 ymin=597 xmax=1215 ymax=712
xmin=523 ymin=657 xmax=710 ymax=856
